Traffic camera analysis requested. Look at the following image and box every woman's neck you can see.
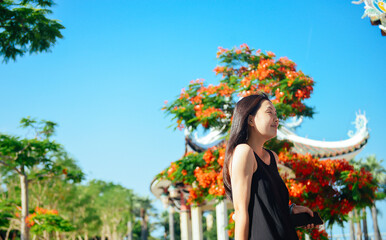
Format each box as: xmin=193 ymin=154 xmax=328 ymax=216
xmin=246 ymin=132 xmax=266 ymax=155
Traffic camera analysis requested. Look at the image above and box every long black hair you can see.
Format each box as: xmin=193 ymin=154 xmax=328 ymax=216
xmin=223 ymin=93 xmax=270 ymax=201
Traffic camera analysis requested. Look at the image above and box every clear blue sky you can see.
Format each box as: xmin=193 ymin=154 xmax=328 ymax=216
xmin=0 ymin=0 xmax=385 ymax=236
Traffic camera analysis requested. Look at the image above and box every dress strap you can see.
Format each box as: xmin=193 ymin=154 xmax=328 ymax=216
xmin=253 ymin=148 xmax=273 ymax=167
xmin=264 ymin=148 xmax=277 ymax=168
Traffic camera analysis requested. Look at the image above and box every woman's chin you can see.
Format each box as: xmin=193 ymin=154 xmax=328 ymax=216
xmin=268 ymin=129 xmax=277 ymax=139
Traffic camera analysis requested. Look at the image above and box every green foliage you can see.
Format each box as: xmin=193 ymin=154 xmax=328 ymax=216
xmin=264 ymin=136 xmax=293 ymax=154
xmin=20 ymin=117 xmax=57 ymax=139
xmin=0 ymin=0 xmax=64 ymax=62
xmin=350 ymin=155 xmax=386 ymax=201
xmin=0 ymin=117 xmax=83 ymax=183
xmin=29 ymin=214 xmax=74 ymax=234
xmin=0 ymin=198 xmax=18 ymax=228
xmin=157 ymin=152 xmax=206 ymax=185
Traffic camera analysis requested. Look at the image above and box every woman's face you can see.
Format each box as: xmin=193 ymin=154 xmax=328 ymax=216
xmin=249 ymin=100 xmax=279 ymax=139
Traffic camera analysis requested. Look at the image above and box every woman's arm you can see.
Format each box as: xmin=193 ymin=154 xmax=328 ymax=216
xmin=231 ymin=144 xmax=257 ymax=240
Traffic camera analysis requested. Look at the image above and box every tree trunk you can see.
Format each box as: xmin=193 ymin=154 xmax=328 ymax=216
xmin=330 ymin=226 xmax=333 ymax=239
xmin=112 ymin=229 xmax=118 ymax=240
xmin=341 ymin=226 xmax=347 ymax=240
xmin=100 ymin=225 xmax=104 ymax=240
xmin=44 ymin=231 xmax=49 ymax=240
xmin=354 ymin=209 xmax=362 ymax=240
xmin=5 ymin=224 xmax=12 ymax=240
xmin=20 ymin=173 xmax=30 ymax=240
xmin=169 ymin=208 xmax=175 ymax=240
xmin=140 ymin=208 xmax=148 ymax=240
xmin=101 ymin=224 xmax=106 ymax=240
xmin=362 ymin=208 xmax=368 ymax=240
xmin=371 ymin=204 xmax=381 ymax=240
xmin=349 ymin=211 xmax=356 ymax=240
xmin=127 ymin=221 xmax=133 ymax=240
xmin=106 ymin=225 xmax=112 ymax=240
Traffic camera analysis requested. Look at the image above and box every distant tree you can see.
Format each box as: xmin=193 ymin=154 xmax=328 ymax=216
xmin=0 ymin=0 xmax=64 ymax=62
xmin=84 ymin=180 xmax=137 ymax=240
xmin=157 ymin=210 xmax=180 ymax=240
xmin=132 ymin=196 xmax=158 ymax=240
xmin=0 ymin=117 xmax=82 ymax=240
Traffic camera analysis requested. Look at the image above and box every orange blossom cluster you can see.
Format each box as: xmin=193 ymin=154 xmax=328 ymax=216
xmin=26 ymin=206 xmax=59 ymax=227
xmin=279 ymin=151 xmax=376 ymax=216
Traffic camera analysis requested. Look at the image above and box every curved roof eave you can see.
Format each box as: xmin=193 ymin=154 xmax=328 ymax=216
xmin=185 ymin=113 xmax=369 ymax=155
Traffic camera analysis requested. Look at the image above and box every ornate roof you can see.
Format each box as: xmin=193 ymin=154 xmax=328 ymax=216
xmin=353 ymin=0 xmax=386 ymax=36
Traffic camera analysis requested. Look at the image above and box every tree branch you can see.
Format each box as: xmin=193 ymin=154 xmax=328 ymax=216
xmin=0 ymin=159 xmax=22 ymax=175
xmin=27 ymin=172 xmax=55 ymax=183
xmin=13 ymin=142 xmax=31 ymax=161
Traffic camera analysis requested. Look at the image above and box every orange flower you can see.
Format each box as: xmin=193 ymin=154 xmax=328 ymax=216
xmin=266 ymin=51 xmax=276 ymax=57
xmin=203 ymin=150 xmax=215 ymax=164
xmin=213 ymin=66 xmax=225 ymax=75
xmin=216 ymin=47 xmax=228 ymax=58
xmin=190 ymin=95 xmax=203 ymax=104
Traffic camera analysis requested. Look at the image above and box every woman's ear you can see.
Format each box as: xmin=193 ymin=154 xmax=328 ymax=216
xmin=248 ymin=115 xmax=254 ymax=126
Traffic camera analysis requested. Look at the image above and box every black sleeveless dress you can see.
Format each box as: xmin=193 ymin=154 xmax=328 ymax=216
xmin=248 ymin=148 xmax=299 ymax=240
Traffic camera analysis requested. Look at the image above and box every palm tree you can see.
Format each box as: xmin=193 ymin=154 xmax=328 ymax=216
xmin=354 ymin=209 xmax=362 ymax=240
xmin=364 ymin=155 xmax=385 ymax=240
xmin=356 ymin=155 xmax=386 ymax=240
xmin=349 ymin=210 xmax=356 ymax=240
xmin=133 ymin=197 xmax=156 ymax=240
xmin=362 ymin=208 xmax=369 ymax=240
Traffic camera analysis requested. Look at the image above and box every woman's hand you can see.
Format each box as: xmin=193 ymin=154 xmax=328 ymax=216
xmin=292 ymin=205 xmax=315 ymax=229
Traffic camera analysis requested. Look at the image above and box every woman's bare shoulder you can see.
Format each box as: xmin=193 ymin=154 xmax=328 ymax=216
xmin=234 ymin=143 xmax=253 ymax=153
xmin=231 ymin=144 xmax=256 ymax=172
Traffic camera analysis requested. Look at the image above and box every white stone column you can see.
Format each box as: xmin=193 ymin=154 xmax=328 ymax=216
xmin=180 ymin=208 xmax=192 ymax=240
xmin=216 ymin=200 xmax=229 ymax=240
xmin=180 ymin=190 xmax=192 ymax=240
xmin=191 ymin=206 xmax=203 ymax=240
xmin=169 ymin=207 xmax=175 ymax=240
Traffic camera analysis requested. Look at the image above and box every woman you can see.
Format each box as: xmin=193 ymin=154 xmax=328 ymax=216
xmin=223 ymin=93 xmax=314 ymax=240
